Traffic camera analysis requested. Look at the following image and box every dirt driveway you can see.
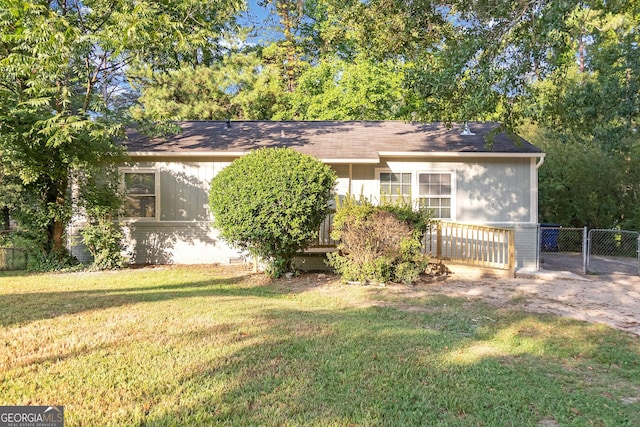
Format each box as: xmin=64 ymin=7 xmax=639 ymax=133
xmin=422 ymin=271 xmax=640 ymax=336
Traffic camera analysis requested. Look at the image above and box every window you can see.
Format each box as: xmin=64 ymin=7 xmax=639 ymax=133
xmin=416 ymin=173 xmax=452 ymax=219
xmin=379 ymin=172 xmax=411 ymax=203
xmin=122 ymin=171 xmax=157 ymax=219
xmin=377 ymin=170 xmax=454 ymax=219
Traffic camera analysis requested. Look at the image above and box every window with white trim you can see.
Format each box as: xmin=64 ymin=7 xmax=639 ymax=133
xmin=122 ymin=171 xmax=158 ymax=219
xmin=416 ymin=172 xmax=452 ymax=219
xmin=379 ymin=172 xmax=412 ymax=203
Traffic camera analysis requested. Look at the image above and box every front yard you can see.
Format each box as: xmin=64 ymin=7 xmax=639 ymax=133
xmin=1 ymin=265 xmax=639 ymax=426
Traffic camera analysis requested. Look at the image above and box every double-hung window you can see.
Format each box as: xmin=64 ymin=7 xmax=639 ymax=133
xmin=378 ymin=170 xmax=454 ymax=220
xmin=379 ymin=172 xmax=412 ymax=203
xmin=416 ymin=172 xmax=452 ymax=219
xmin=122 ymin=170 xmax=158 ymax=219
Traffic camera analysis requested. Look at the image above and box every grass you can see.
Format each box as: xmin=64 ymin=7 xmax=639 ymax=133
xmin=1 ymin=265 xmax=640 ymax=426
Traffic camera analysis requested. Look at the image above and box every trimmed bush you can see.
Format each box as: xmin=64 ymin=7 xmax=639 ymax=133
xmin=209 ymin=147 xmax=337 ymax=278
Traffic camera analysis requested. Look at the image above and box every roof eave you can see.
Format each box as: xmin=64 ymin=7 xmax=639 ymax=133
xmin=378 ymin=151 xmax=544 ymax=158
xmin=127 ymin=151 xmax=248 ymax=158
xmin=125 ymin=150 xmax=544 ymax=162
xmin=126 ymin=151 xmax=381 ymax=163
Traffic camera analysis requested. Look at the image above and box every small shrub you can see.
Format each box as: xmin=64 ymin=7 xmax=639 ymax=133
xmin=394 ymin=261 xmax=422 ymax=284
xmin=394 ymin=237 xmax=429 ymax=284
xmin=327 ymin=195 xmax=430 ymax=284
xmin=6 ymin=232 xmax=79 ymax=271
xmin=379 ymin=203 xmax=430 ymax=238
xmin=81 ymin=216 xmax=126 ymax=270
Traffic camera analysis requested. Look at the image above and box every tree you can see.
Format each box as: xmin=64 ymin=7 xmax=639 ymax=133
xmin=209 ymin=147 xmax=336 ymax=277
xmin=0 ymin=161 xmax=21 ymax=232
xmin=523 ymin=122 xmax=640 ymax=231
xmin=532 ymin=130 xmax=623 ymax=228
xmin=131 ymin=50 xmax=286 ymax=121
xmin=275 ymin=55 xmax=407 ymax=120
xmin=259 ymin=0 xmax=306 ymax=92
xmin=0 ymin=0 xmax=240 ymax=261
xmin=520 ymin=2 xmax=640 ymax=229
xmin=78 ymin=165 xmax=127 ymax=270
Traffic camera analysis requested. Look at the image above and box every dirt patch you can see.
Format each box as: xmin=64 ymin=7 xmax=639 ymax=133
xmin=270 ymin=267 xmax=640 ymax=336
xmin=411 ymin=273 xmax=640 ymax=336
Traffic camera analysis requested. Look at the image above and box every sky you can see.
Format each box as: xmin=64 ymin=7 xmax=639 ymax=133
xmin=237 ymin=0 xmax=282 ymax=44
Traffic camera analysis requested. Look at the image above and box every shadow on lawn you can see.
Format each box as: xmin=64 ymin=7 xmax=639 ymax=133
xmin=141 ymin=306 xmax=640 ymax=427
xmin=0 ymin=274 xmax=299 ymax=327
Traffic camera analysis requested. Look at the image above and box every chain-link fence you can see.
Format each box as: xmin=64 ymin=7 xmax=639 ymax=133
xmin=0 ymin=247 xmax=28 ymax=271
xmin=540 ymin=226 xmax=585 ymax=253
xmin=539 ymin=226 xmax=586 ymax=274
xmin=539 ymin=226 xmax=640 ymax=275
xmin=587 ymin=229 xmax=640 ymax=275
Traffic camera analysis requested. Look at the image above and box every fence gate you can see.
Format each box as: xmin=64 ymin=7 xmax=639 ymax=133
xmin=587 ymin=229 xmax=640 ymax=275
xmin=539 ymin=226 xmax=587 ymax=274
xmin=539 ymin=226 xmax=640 ymax=276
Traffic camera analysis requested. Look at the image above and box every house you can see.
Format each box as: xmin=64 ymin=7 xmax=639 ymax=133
xmin=68 ymin=121 xmax=545 ymax=269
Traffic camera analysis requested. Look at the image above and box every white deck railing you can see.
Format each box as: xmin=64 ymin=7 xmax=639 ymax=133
xmin=311 ymin=216 xmax=516 ymax=277
xmin=423 ymin=222 xmax=515 ymax=277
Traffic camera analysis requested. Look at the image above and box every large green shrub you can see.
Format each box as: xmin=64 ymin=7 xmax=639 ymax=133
xmin=327 ymin=195 xmax=430 ymax=284
xmin=209 ymin=147 xmax=337 ymax=278
xmin=80 ymin=216 xmax=126 ymax=270
xmin=78 ymin=167 xmax=126 ymax=270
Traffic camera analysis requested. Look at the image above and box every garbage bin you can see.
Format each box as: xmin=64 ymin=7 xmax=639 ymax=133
xmin=540 ymin=223 xmax=560 ymax=252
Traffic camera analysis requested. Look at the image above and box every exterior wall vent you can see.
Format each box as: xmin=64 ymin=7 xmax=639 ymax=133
xmin=460 ymin=122 xmax=475 ymax=136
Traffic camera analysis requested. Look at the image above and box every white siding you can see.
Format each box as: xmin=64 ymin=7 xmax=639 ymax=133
xmin=456 ymin=159 xmax=532 ymax=223
xmin=69 ymin=155 xmax=540 ymax=269
xmin=330 ymin=164 xmax=351 ymax=198
xmin=351 ymin=164 xmax=376 ymax=199
xmin=121 ymin=221 xmax=242 ymax=265
xmin=69 ymin=158 xmax=244 ymax=265
xmin=478 ymin=223 xmax=539 ymax=269
xmin=375 ymin=158 xmax=532 ymax=223
xmin=159 ymin=162 xmax=215 ymax=221
xmin=365 ymin=157 xmax=538 ymax=268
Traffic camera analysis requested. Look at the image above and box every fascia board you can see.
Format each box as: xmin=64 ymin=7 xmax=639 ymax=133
xmin=378 ymin=151 xmax=544 ymax=158
xmin=127 ymin=151 xmax=381 ymax=164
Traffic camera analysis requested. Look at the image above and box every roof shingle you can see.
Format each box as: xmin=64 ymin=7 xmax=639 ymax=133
xmin=125 ymin=121 xmax=542 ymax=161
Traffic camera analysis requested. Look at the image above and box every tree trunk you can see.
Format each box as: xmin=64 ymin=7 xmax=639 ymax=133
xmin=1 ymin=207 xmax=9 ymax=231
xmin=45 ymin=174 xmax=70 ymax=258
xmin=53 ymin=175 xmax=69 ymax=255
xmin=52 ymin=218 xmax=66 ymax=254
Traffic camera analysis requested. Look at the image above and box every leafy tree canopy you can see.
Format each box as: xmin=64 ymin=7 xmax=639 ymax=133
xmin=131 ymin=50 xmax=286 ymax=121
xmin=130 ymin=0 xmax=640 ymax=231
xmin=0 ymin=0 xmax=241 ymax=262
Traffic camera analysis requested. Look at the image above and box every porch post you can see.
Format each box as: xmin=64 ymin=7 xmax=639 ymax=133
xmin=508 ymin=229 xmax=516 ymax=278
xmin=436 ymin=223 xmax=442 ymax=259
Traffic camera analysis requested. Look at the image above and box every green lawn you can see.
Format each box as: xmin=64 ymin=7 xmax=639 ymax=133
xmin=1 ymin=265 xmax=639 ymax=426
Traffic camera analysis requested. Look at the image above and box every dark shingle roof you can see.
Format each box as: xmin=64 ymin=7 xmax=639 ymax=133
xmin=125 ymin=121 xmax=542 ymax=161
